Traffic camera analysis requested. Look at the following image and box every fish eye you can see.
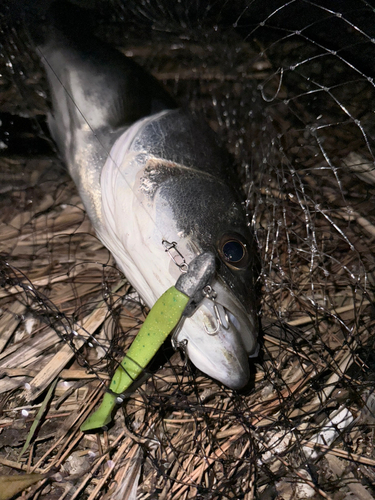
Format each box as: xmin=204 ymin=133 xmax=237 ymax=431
xmin=218 ymin=233 xmax=249 ymax=269
xmin=223 ymin=240 xmax=244 ymax=262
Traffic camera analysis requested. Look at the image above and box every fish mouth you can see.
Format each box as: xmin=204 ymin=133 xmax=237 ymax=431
xmin=173 ymin=278 xmax=258 ymax=389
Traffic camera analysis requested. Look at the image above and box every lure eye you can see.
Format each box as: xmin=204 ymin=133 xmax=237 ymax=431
xmin=218 ymin=233 xmax=249 ymax=269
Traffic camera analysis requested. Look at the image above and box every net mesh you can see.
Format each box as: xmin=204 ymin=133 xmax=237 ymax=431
xmin=0 ymin=1 xmax=375 ymax=499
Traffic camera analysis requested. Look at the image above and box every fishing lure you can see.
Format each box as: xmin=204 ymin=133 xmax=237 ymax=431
xmin=81 ymin=252 xmax=216 ymax=431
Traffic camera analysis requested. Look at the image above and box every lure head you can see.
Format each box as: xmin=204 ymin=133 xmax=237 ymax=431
xmin=100 ymin=109 xmax=259 ymax=390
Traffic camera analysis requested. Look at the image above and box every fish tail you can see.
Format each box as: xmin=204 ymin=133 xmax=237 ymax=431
xmin=25 ymin=1 xmax=176 ymax=163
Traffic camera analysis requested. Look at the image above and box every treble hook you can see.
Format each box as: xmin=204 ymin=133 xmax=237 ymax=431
xmin=202 ymin=286 xmax=229 ymax=335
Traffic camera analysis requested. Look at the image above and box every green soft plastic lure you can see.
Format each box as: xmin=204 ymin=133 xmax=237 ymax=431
xmin=80 ymin=251 xmax=215 ymax=432
xmin=81 ymin=286 xmax=189 ymax=431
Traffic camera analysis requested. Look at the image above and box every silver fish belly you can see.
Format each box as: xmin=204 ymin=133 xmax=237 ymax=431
xmin=37 ymin=5 xmax=259 ymax=389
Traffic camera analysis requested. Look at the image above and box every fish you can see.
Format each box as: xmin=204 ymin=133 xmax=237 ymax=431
xmin=33 ymin=1 xmax=259 ymax=391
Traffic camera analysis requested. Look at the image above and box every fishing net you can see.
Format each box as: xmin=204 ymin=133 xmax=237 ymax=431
xmin=0 ymin=1 xmax=375 ymax=498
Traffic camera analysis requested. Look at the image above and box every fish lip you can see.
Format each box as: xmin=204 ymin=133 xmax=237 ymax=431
xmin=189 ymin=342 xmax=250 ymax=389
xmin=173 ymin=278 xmax=257 ymax=389
xmin=178 ymin=317 xmax=251 ymax=389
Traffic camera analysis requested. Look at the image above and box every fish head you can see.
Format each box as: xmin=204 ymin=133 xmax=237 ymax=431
xmin=100 ymin=110 xmax=260 ymax=389
xmin=170 ymin=202 xmax=260 ymax=390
